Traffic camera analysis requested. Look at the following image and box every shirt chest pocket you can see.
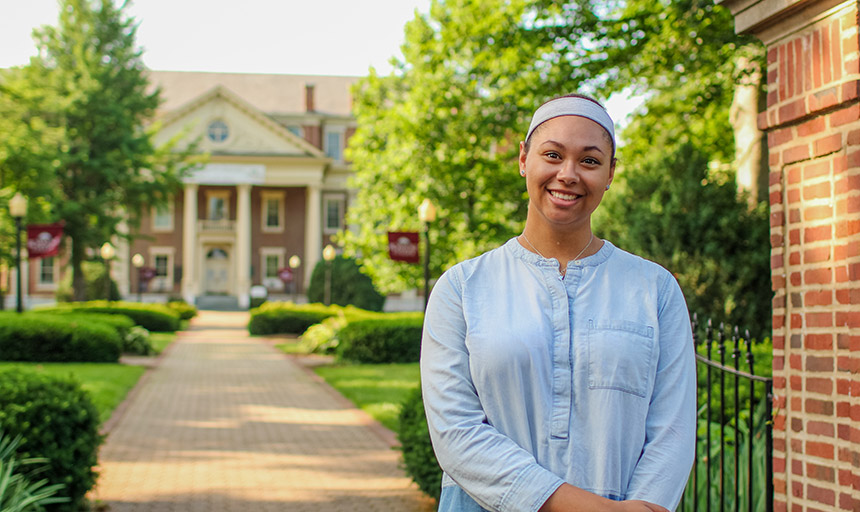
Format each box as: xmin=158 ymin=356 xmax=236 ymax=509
xmin=586 ymin=320 xmax=655 ymax=398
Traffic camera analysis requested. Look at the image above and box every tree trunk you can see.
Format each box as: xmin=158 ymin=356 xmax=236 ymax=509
xmin=71 ymin=235 xmax=87 ymax=301
xmin=729 ymin=55 xmax=765 ymax=206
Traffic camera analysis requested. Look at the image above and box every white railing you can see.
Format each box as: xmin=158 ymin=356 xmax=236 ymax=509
xmin=198 ymin=219 xmax=236 ymax=232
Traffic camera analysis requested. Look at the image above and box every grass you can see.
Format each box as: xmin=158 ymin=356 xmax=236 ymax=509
xmin=313 ymin=362 xmax=420 ymax=432
xmin=0 ymin=362 xmax=146 ymax=425
xmin=150 ymin=332 xmax=175 ymax=354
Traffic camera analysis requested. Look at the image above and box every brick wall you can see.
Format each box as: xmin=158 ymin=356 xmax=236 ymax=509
xmin=762 ymin=4 xmax=860 ymax=510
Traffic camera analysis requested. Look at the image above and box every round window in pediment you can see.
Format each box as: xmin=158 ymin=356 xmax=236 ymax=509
xmin=207 ymin=119 xmax=229 ymax=143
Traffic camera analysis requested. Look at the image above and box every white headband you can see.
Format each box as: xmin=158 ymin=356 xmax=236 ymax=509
xmin=526 ymin=96 xmax=616 ymax=155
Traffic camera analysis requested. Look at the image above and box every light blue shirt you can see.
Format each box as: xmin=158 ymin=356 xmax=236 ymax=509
xmin=420 ymin=239 xmax=696 ymax=512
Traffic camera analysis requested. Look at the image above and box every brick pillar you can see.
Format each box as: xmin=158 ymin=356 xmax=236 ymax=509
xmin=720 ymin=1 xmax=860 ymax=510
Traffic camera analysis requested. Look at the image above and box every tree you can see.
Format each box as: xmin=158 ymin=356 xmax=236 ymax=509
xmin=342 ymin=0 xmax=596 ymax=293
xmin=307 ymin=256 xmax=386 ymax=311
xmin=594 ymin=143 xmax=771 ymax=337
xmin=0 ymin=0 xmax=196 ymax=300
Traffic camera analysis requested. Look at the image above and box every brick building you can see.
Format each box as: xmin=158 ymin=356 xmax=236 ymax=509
xmin=21 ymin=71 xmax=359 ymax=309
xmin=720 ymin=1 xmax=860 ymax=510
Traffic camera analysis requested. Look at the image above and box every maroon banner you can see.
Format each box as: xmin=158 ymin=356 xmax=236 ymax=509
xmin=27 ymin=223 xmax=64 ymax=259
xmin=388 ymin=232 xmax=420 ymax=264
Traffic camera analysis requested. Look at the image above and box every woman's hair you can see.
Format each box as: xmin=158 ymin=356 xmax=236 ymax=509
xmin=523 ymin=93 xmax=614 ymax=158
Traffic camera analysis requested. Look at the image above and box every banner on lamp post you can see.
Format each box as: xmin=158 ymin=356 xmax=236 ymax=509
xmin=388 ymin=232 xmax=420 ymax=264
xmin=27 ymin=223 xmax=64 ymax=259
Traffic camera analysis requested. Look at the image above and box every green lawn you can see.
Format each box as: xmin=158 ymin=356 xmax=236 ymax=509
xmin=0 ymin=362 xmax=147 ymax=425
xmin=150 ymin=332 xmax=175 ymax=354
xmin=313 ymin=362 xmax=420 ymax=432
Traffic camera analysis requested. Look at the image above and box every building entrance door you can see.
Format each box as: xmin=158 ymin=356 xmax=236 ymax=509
xmin=204 ymin=247 xmax=230 ymax=294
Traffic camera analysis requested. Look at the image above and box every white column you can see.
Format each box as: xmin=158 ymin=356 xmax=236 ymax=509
xmin=304 ymin=184 xmax=322 ymax=288
xmin=236 ymin=183 xmax=252 ymax=309
xmin=181 ymin=184 xmax=198 ymax=303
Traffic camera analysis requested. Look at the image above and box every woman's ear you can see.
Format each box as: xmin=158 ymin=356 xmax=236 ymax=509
xmin=519 ymin=141 xmax=528 ymax=176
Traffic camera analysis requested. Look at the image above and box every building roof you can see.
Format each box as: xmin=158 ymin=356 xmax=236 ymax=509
xmin=147 ymin=70 xmax=360 ymax=117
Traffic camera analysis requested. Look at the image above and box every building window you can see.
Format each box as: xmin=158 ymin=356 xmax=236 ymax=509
xmin=149 ymin=247 xmax=174 ymax=292
xmin=323 ymin=193 xmax=345 ymax=234
xmin=325 ymin=129 xmax=343 ymax=161
xmin=260 ymin=191 xmax=284 ymax=232
xmin=207 ymin=191 xmax=230 ymax=221
xmin=260 ymin=247 xmax=285 ymax=290
xmin=38 ymin=257 xmax=57 ymax=288
xmin=152 ymin=203 xmax=174 ymax=231
xmin=207 ymin=120 xmax=229 ymax=143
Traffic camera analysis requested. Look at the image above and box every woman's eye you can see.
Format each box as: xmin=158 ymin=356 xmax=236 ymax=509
xmin=545 ymin=151 xmax=561 ymax=159
xmin=583 ymin=157 xmax=600 ymax=165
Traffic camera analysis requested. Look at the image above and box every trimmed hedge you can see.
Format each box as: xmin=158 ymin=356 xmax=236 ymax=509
xmin=0 ymin=369 xmax=102 ymax=512
xmin=336 ymin=315 xmax=423 ymax=363
xmin=248 ymin=302 xmax=340 ymax=335
xmin=306 ymin=256 xmax=386 ymax=311
xmin=28 ymin=310 xmax=153 ymax=355
xmin=34 ymin=301 xmax=181 ymax=332
xmin=0 ymin=313 xmax=122 ymax=363
xmin=166 ymin=300 xmax=198 ymax=321
xmin=398 ymin=387 xmax=442 ymax=501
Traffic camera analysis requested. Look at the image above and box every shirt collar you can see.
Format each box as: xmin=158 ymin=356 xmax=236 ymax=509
xmin=505 ymin=236 xmax=614 ymax=268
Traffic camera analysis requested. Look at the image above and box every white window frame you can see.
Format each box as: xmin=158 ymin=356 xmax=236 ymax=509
xmin=151 ymin=202 xmax=174 ymax=232
xmin=35 ymin=256 xmax=59 ymax=291
xmin=323 ymin=193 xmax=346 ymax=235
xmin=324 ymin=126 xmax=345 ymax=162
xmin=149 ymin=246 xmax=175 ymax=293
xmin=260 ymin=191 xmax=285 ymax=233
xmin=260 ymin=247 xmax=285 ymax=290
xmin=206 ymin=190 xmax=230 ymax=221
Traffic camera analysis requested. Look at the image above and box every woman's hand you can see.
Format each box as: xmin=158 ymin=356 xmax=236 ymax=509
xmin=617 ymin=500 xmax=670 ymax=512
xmin=539 ymin=484 xmax=670 ymax=512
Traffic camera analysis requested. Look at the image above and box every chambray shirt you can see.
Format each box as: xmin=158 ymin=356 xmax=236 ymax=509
xmin=420 ymin=239 xmax=696 ymax=512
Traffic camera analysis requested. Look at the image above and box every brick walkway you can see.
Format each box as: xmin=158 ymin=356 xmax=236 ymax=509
xmin=91 ymin=311 xmax=435 ymax=512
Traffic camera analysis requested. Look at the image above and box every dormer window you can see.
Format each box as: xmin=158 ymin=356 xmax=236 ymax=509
xmin=207 ymin=120 xmax=229 ymax=143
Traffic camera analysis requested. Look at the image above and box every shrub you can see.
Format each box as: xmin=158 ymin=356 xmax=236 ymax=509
xmin=247 ymin=302 xmax=340 ymax=335
xmin=306 ymin=256 xmax=385 ymax=311
xmin=166 ymin=300 xmax=198 ymax=321
xmin=28 ymin=310 xmax=153 ymax=355
xmin=0 ymin=432 xmax=69 ymax=511
xmin=398 ymin=387 xmax=442 ymax=501
xmin=336 ymin=315 xmax=424 ymax=363
xmin=34 ymin=301 xmax=180 ymax=332
xmin=0 ymin=431 xmax=69 ymax=510
xmin=0 ymin=313 xmax=122 ymax=363
xmin=0 ymin=370 xmax=102 ymax=512
xmin=55 ymin=260 xmax=120 ymax=302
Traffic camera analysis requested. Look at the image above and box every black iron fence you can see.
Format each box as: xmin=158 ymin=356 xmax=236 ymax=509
xmin=679 ymin=315 xmax=774 ymax=512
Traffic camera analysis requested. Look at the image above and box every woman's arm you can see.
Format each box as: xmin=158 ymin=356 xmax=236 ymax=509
xmin=539 ymin=484 xmax=670 ymax=512
xmin=623 ymin=274 xmax=698 ymax=508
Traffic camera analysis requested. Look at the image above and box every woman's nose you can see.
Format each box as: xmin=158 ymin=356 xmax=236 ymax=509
xmin=556 ymin=160 xmax=579 ymax=183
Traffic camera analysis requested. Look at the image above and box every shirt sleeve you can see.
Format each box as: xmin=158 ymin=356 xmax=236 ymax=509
xmin=624 ymin=273 xmax=697 ymax=509
xmin=420 ymin=267 xmax=564 ymax=512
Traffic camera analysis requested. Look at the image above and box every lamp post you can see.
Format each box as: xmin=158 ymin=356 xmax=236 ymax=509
xmin=9 ymin=193 xmax=27 ymax=313
xmin=100 ymin=242 xmax=115 ymax=302
xmin=417 ymin=198 xmax=436 ymax=312
xmin=322 ymin=245 xmax=335 ymax=306
xmin=289 ymin=254 xmax=301 ymax=302
xmin=132 ymin=253 xmax=145 ymax=302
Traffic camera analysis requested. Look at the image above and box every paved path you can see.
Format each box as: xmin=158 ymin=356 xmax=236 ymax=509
xmin=91 ymin=311 xmax=435 ymax=512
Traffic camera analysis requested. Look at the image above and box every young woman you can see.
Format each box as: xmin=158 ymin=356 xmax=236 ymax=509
xmin=420 ymin=95 xmax=697 ymax=512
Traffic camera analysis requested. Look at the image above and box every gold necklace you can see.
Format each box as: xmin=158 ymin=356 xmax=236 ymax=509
xmin=521 ymin=232 xmax=595 ymax=276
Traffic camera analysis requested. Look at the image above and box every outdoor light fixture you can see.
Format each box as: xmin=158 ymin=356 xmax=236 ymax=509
xmin=100 ymin=242 xmax=115 ymax=301
xmin=322 ymin=245 xmax=336 ymax=306
xmin=417 ymin=198 xmax=436 ymax=312
xmin=289 ymin=255 xmax=301 ymax=301
xmin=132 ymin=253 xmax=145 ymax=302
xmin=9 ymin=193 xmax=27 ymax=313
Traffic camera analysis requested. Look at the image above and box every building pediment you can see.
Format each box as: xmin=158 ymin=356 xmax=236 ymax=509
xmin=153 ymin=85 xmax=326 ymax=158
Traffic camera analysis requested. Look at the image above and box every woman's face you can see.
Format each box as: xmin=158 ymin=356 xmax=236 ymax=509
xmin=519 ymin=115 xmax=615 ymax=232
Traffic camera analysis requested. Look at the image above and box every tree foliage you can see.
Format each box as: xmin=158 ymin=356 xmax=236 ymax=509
xmin=594 ymin=143 xmax=771 ymax=337
xmin=0 ymin=0 xmax=196 ymax=300
xmin=344 ymin=0 xmax=768 ymax=305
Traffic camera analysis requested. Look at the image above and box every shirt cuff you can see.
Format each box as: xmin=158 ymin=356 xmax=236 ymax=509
xmin=499 ymin=464 xmax=565 ymax=512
